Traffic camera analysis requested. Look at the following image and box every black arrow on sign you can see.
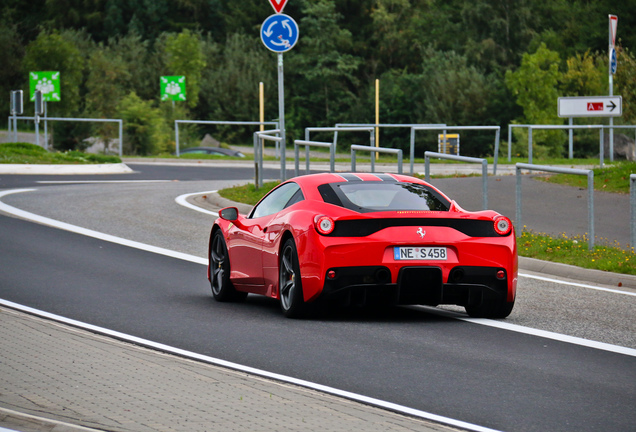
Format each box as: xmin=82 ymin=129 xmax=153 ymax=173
xmin=607 ymin=100 xmax=617 ymax=112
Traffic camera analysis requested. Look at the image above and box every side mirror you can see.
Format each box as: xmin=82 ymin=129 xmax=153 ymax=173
xmin=219 ymin=207 xmax=239 ymax=221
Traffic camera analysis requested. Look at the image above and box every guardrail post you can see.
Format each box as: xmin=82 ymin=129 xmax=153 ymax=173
xmin=599 ymin=128 xmax=604 ymax=169
xmin=118 ymin=120 xmax=123 ymax=157
xmin=482 ymin=159 xmax=488 ymax=209
xmin=175 ymin=121 xmax=180 ymax=157
xmin=516 ymin=163 xmax=594 ymax=249
xmin=528 ymin=127 xmax=533 ymax=165
xmin=516 ymin=165 xmax=522 ymax=235
xmin=351 ymin=147 xmax=357 ymax=172
xmin=424 ymin=154 xmax=431 ymax=183
xmin=493 ymin=128 xmax=500 ymax=175
xmin=588 ymin=170 xmax=595 ymax=250
xmin=631 ymin=174 xmax=636 ymax=250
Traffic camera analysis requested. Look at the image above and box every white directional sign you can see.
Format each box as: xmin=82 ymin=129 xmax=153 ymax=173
xmin=558 ymin=96 xmax=622 ymax=118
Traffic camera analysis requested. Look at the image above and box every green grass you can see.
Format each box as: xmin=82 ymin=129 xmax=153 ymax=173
xmin=536 ymin=161 xmax=636 ymax=194
xmin=0 ymin=142 xmax=121 ymax=164
xmin=519 ymin=229 xmax=635 ymax=275
xmin=218 ymin=181 xmax=280 ymax=206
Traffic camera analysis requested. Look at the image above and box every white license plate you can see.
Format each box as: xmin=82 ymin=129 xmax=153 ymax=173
xmin=394 ymin=246 xmax=447 ymax=261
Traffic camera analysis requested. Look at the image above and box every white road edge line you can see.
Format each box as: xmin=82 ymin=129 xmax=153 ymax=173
xmin=174 ymin=190 xmax=219 ymax=216
xmin=0 ymin=299 xmax=503 ymax=432
xmin=519 ymin=272 xmax=636 ymax=296
xmin=0 ymin=189 xmax=206 ymax=266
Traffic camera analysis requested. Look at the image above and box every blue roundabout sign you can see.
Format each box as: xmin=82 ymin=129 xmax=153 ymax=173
xmin=261 ymin=14 xmax=299 ymax=53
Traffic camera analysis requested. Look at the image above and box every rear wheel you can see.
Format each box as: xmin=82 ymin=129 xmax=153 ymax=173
xmin=279 ymin=238 xmax=306 ymax=318
xmin=210 ymin=230 xmax=247 ymax=302
xmin=465 ymin=298 xmax=514 ymax=319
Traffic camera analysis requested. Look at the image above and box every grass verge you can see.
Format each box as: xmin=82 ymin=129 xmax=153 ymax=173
xmin=520 ymin=229 xmax=635 ymax=275
xmin=536 ymin=161 xmax=636 ymax=194
xmin=0 ymin=142 xmax=121 ymax=164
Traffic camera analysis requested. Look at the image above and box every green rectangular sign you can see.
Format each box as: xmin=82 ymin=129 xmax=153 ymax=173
xmin=29 ymin=71 xmax=61 ymax=102
xmin=160 ymin=76 xmax=186 ymax=101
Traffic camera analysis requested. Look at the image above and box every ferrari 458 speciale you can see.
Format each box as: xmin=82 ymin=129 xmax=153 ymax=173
xmin=208 ymin=172 xmax=517 ymax=318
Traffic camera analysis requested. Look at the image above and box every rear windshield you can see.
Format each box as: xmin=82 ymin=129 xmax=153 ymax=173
xmin=318 ymin=181 xmax=450 ymax=212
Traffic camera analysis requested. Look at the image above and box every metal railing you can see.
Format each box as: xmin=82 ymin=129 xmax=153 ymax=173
xmin=516 ymin=163 xmax=595 ymax=250
xmin=294 ymin=140 xmax=335 ymax=177
xmin=424 ymin=152 xmax=489 ymax=210
xmin=304 ymin=126 xmax=376 ymax=172
xmin=253 ymin=129 xmax=282 ymax=188
xmin=351 ymin=145 xmax=402 ymax=174
xmin=175 ymin=120 xmax=278 ymax=157
xmin=631 ymin=174 xmax=636 ymax=250
xmin=413 ymin=126 xmax=501 ymax=174
xmin=336 ymin=123 xmax=446 ymax=175
xmin=8 ymin=116 xmax=123 ymax=156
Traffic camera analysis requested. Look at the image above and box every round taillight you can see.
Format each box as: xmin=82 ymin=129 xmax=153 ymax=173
xmin=494 ymin=216 xmax=512 ymax=236
xmin=315 ymin=216 xmax=335 ymax=235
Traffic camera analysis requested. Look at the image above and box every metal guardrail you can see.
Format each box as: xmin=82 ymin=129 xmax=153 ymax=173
xmin=336 ymin=123 xmax=446 ymax=175
xmin=253 ymin=129 xmax=282 ymax=188
xmin=8 ymin=116 xmax=123 ymax=157
xmin=631 ymin=174 xmax=636 ymax=250
xmin=424 ymin=152 xmax=489 ymax=210
xmin=294 ymin=140 xmax=335 ymax=177
xmin=516 ymin=163 xmax=595 ymax=250
xmin=508 ymin=123 xmax=636 ymax=166
xmin=175 ymin=120 xmax=278 ymax=157
xmin=521 ymin=125 xmax=605 ymax=167
xmin=350 ymin=145 xmax=402 ymax=174
xmin=304 ymin=126 xmax=375 ymax=171
xmin=413 ymin=126 xmax=501 ymax=175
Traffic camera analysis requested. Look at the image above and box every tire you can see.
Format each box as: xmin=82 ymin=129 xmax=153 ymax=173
xmin=279 ymin=238 xmax=307 ymax=318
xmin=465 ymin=298 xmax=514 ymax=319
xmin=209 ymin=230 xmax=247 ymax=302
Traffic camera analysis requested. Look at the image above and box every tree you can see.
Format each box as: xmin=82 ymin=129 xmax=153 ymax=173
xmin=22 ymin=30 xmax=85 ymax=117
xmin=288 ymin=0 xmax=362 ymax=132
xmin=162 ymin=29 xmax=206 ymax=109
xmin=118 ymin=92 xmax=170 ymax=155
xmin=505 ymin=43 xmax=565 ymax=157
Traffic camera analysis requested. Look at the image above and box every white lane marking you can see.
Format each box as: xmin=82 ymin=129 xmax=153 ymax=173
xmin=174 ymin=190 xmax=219 ymax=216
xmin=37 ymin=180 xmax=174 ymax=184
xmin=0 ymin=189 xmax=206 ymax=266
xmin=0 ymin=299 xmax=503 ymax=432
xmin=519 ymin=272 xmax=636 ymax=296
xmin=421 ymin=308 xmax=636 ymax=357
xmin=1 ymin=189 xmax=635 ymax=357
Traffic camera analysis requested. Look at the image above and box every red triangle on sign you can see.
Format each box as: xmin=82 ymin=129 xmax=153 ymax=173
xmin=268 ymin=0 xmax=288 ymax=13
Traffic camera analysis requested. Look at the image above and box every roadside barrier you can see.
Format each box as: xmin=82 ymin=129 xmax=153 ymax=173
xmin=254 ymin=129 xmax=282 ymax=188
xmin=424 ymin=152 xmax=489 ymax=210
xmin=516 ymin=163 xmax=594 ymax=250
xmin=8 ymin=116 xmax=123 ymax=156
xmin=631 ymin=174 xmax=636 ymax=249
xmin=294 ymin=140 xmax=335 ymax=176
xmin=413 ymin=126 xmax=501 ymax=175
xmin=350 ymin=145 xmax=402 ymax=174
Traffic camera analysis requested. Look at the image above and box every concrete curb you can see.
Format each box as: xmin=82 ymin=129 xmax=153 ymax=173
xmin=0 ymin=163 xmax=134 ymax=175
xmin=519 ymin=256 xmax=636 ymax=290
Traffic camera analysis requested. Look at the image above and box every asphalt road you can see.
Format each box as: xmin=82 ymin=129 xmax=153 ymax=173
xmin=1 ymin=165 xmax=635 ymax=432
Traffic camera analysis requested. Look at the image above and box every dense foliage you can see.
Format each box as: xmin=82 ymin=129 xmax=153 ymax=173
xmin=1 ymin=0 xmax=634 ymax=157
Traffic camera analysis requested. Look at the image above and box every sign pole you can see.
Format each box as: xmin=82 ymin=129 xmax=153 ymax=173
xmin=278 ymin=53 xmax=286 ymax=181
xmin=609 ymin=14 xmax=618 ymax=162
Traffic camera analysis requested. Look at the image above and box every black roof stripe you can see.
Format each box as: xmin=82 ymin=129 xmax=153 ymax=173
xmin=375 ymin=174 xmax=398 ymax=182
xmin=339 ymin=173 xmax=363 ymax=182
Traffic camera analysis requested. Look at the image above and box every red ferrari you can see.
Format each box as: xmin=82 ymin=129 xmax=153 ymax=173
xmin=208 ymin=173 xmax=517 ymax=318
